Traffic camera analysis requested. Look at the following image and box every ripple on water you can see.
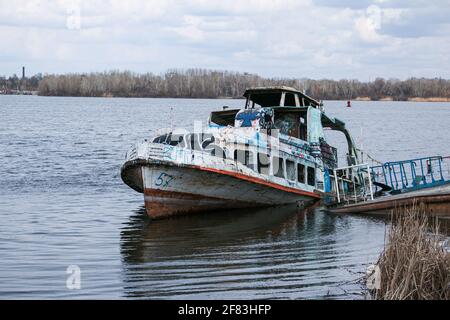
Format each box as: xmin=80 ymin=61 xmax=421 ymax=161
xmin=1 ymin=96 xmax=448 ymax=299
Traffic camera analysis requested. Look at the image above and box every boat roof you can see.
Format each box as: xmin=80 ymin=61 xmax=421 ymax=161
xmin=243 ymin=86 xmax=321 ymax=107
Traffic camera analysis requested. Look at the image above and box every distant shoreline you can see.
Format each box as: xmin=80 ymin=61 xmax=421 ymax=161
xmin=354 ymin=96 xmax=450 ymax=102
xmin=2 ymin=92 xmax=450 ymax=102
xmin=3 ymin=69 xmax=450 ymax=102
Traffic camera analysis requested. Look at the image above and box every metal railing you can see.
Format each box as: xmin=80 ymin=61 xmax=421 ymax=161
xmin=332 ymin=163 xmax=374 ymax=204
xmin=328 ymin=155 xmax=450 ymax=206
xmin=370 ymin=156 xmax=450 ymax=193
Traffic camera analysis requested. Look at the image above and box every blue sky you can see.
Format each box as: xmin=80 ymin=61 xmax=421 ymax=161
xmin=1 ymin=0 xmax=449 ymax=80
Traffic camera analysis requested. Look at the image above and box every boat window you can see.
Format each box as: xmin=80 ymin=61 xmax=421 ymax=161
xmin=273 ymin=108 xmax=309 ymax=139
xmin=297 ymin=163 xmax=305 ymax=183
xmin=244 ymin=89 xmax=320 ymax=109
xmin=284 ymin=93 xmax=296 ymax=107
xmin=286 ymin=159 xmax=296 ymax=181
xmin=152 ymin=134 xmax=171 ymax=144
xmin=299 ymin=116 xmax=307 ymax=140
xmin=307 ymin=166 xmax=315 ymax=186
xmin=170 ymin=134 xmax=185 ymax=147
xmin=234 ymin=149 xmax=254 ymax=170
xmin=272 ymin=156 xmax=284 ymax=178
xmin=154 ymin=133 xmax=185 ymax=147
xmin=247 ymin=93 xmax=282 ymax=108
xmin=210 ymin=109 xmax=240 ymax=126
xmin=257 ymin=153 xmax=270 ymax=174
xmin=211 ymin=146 xmax=226 ymax=159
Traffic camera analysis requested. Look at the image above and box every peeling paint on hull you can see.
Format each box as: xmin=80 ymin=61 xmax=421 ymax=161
xmin=144 ymin=188 xmax=264 ymax=219
xmin=141 ymin=164 xmax=319 ymax=219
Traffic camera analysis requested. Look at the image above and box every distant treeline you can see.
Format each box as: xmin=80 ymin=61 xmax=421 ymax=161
xmin=0 ymin=74 xmax=42 ymax=93
xmin=2 ymin=69 xmax=450 ymax=100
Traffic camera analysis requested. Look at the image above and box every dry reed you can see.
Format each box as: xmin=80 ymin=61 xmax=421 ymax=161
xmin=370 ymin=204 xmax=450 ymax=300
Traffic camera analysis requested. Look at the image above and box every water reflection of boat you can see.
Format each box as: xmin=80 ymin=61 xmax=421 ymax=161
xmin=119 ymin=204 xmax=387 ymax=299
xmin=120 ymin=204 xmax=311 ymax=263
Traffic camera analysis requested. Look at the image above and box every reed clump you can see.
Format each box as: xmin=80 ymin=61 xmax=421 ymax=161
xmin=371 ymin=204 xmax=450 ymax=300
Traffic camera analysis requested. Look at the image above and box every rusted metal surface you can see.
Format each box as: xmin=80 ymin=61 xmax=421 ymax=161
xmin=121 ymin=161 xmax=143 ymax=193
xmin=144 ymin=188 xmax=263 ymax=219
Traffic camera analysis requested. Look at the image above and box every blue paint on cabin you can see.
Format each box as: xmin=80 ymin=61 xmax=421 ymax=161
xmin=235 ymin=109 xmax=261 ymax=127
xmin=324 ymin=170 xmax=331 ymax=192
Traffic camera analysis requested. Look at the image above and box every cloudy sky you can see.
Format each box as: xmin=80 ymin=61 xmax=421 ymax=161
xmin=1 ymin=0 xmax=449 ymax=80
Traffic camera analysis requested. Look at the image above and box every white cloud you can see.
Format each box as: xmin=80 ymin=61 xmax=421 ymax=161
xmin=0 ymin=0 xmax=449 ymax=80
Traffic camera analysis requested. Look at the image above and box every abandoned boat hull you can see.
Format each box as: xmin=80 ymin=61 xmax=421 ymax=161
xmin=132 ymin=163 xmax=320 ymax=219
xmin=121 ymin=86 xmax=352 ymax=218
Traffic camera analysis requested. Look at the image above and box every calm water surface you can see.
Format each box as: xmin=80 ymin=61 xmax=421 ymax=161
xmin=0 ymin=95 xmax=449 ymax=299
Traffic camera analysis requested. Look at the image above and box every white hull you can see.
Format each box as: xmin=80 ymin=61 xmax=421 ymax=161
xmin=122 ymin=125 xmax=325 ymax=218
xmin=141 ymin=162 xmax=319 ymax=218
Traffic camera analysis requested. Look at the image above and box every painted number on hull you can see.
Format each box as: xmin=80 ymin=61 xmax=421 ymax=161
xmin=155 ymin=172 xmax=174 ymax=187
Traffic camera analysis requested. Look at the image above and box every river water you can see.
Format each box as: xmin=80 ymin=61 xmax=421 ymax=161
xmin=0 ymin=95 xmax=449 ymax=299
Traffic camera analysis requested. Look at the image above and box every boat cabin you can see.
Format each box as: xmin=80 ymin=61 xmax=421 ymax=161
xmin=243 ymin=86 xmax=320 ymax=109
xmin=209 ymin=86 xmax=323 ymax=141
xmin=208 ymin=86 xmax=359 ymax=169
xmin=152 ymin=87 xmax=359 ymax=192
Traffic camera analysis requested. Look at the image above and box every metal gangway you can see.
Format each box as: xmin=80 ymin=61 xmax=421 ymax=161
xmin=370 ymin=156 xmax=450 ymax=194
xmin=329 ymin=156 xmax=450 ymax=205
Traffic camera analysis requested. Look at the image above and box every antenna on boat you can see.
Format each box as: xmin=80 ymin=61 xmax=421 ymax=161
xmin=170 ymin=106 xmax=174 ymax=130
xmin=359 ymin=125 xmax=364 ymax=162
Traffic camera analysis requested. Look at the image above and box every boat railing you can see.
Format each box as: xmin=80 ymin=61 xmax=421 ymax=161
xmin=331 ymin=163 xmax=374 ymax=204
xmin=370 ymin=155 xmax=450 ymax=193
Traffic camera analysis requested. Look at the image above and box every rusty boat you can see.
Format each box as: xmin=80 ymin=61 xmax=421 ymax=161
xmin=121 ymin=86 xmax=362 ymax=219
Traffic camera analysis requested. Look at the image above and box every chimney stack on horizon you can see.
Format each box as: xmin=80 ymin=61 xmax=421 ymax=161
xmin=22 ymin=66 xmax=25 ymax=79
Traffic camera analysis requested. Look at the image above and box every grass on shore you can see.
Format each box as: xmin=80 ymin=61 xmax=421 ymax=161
xmin=370 ymin=204 xmax=449 ymax=300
